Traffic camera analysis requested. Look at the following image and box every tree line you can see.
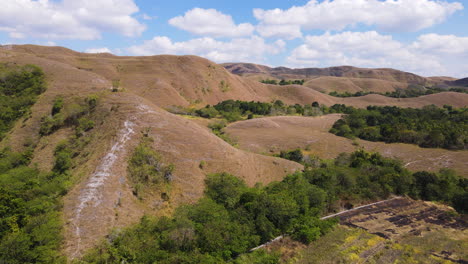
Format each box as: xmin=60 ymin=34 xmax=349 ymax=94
xmin=193 ymin=99 xmax=323 ymax=122
xmin=328 ymin=85 xmax=468 ymax=98
xmin=260 ymin=79 xmax=305 ymax=86
xmin=330 ymin=105 xmax=467 ymax=150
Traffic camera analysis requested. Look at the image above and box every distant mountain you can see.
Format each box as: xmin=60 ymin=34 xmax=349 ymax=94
xmin=223 ymin=63 xmax=429 ymax=85
xmin=450 ymin=77 xmax=468 ymax=87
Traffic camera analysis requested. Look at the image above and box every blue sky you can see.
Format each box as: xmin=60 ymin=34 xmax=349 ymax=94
xmin=1 ymin=0 xmax=467 ymax=77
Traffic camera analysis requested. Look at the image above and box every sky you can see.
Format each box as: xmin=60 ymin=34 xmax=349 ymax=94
xmin=0 ymin=0 xmax=467 ymax=77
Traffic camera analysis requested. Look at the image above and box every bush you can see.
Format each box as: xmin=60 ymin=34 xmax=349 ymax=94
xmin=0 ymin=64 xmax=46 ymax=140
xmin=196 ymin=106 xmax=219 ymax=118
xmin=279 ymin=149 xmax=303 ymax=163
xmin=51 ymin=97 xmax=63 ymax=116
xmin=53 ymin=141 xmax=72 ymax=174
xmin=39 ymin=96 xmax=98 ymax=136
xmin=127 ymin=136 xmax=173 ymax=198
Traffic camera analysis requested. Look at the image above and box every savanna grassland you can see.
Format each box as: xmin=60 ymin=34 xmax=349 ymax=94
xmin=0 ymin=45 xmax=466 ymax=263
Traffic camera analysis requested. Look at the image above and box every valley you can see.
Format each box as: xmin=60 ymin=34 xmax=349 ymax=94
xmin=0 ymin=44 xmax=466 ymax=263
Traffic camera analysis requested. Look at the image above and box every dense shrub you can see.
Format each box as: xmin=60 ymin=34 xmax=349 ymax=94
xmin=0 ymin=146 xmax=71 ymax=263
xmin=329 ymin=85 xmax=468 ymax=98
xmin=39 ymin=95 xmax=99 ymax=136
xmin=0 ymin=63 xmax=46 ymax=140
xmin=278 ymin=149 xmax=303 ymax=163
xmin=128 ymin=136 xmax=173 ymax=198
xmin=330 ymin=105 xmax=467 ymax=150
xmin=260 ymin=79 xmax=305 ymax=86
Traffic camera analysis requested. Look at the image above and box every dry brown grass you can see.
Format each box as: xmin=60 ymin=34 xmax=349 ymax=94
xmin=0 ymin=44 xmax=466 ymax=258
xmin=304 ymin=76 xmax=407 ymax=93
xmin=225 ymin=115 xmax=468 ymax=176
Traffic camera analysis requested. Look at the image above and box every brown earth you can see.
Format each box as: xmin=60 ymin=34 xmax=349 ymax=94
xmin=225 ymin=115 xmax=468 ymax=176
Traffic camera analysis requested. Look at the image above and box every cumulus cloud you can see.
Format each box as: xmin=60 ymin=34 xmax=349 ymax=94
xmin=411 ymin=34 xmax=468 ymax=55
xmin=254 ymin=0 xmax=463 ymax=39
xmin=169 ymin=8 xmax=254 ymax=38
xmin=287 ymin=31 xmax=468 ymax=77
xmin=85 ymin=47 xmax=112 ymax=53
xmin=0 ymin=0 xmax=146 ymax=40
xmin=127 ymin=36 xmax=284 ymax=63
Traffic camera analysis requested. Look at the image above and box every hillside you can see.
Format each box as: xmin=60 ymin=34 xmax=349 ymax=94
xmin=223 ymin=62 xmax=435 ymax=94
xmin=225 ymin=115 xmax=468 ymax=176
xmin=0 ymin=45 xmax=304 ymax=257
xmin=223 ymin=63 xmax=428 ymax=84
xmin=450 ymin=77 xmax=468 ymax=87
xmin=3 ymin=45 xmax=466 ymax=111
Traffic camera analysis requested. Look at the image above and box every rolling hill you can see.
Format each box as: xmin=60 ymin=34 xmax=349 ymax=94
xmin=0 ymin=44 xmax=467 ymax=260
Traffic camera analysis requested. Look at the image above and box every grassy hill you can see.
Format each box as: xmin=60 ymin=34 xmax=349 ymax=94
xmin=0 ymin=44 xmax=466 ymax=261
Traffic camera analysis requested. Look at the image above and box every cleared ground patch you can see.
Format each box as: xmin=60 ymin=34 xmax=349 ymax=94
xmin=225 ymin=115 xmax=468 ymax=177
xmin=265 ymin=198 xmax=467 ymax=263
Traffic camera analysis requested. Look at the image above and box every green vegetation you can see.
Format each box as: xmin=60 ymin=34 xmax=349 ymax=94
xmin=219 ymin=80 xmax=230 ymax=92
xmin=277 ymin=149 xmax=303 ymax=163
xmin=82 ymin=171 xmax=338 ymax=263
xmin=0 ymin=144 xmax=71 ymax=263
xmin=171 ymin=100 xmax=325 ymax=124
xmin=128 ymin=135 xmax=174 ymax=198
xmin=278 ymin=149 xmax=467 ymax=213
xmin=83 ymin=148 xmax=466 ymax=263
xmin=0 ymin=63 xmax=46 ymax=140
xmin=328 ymin=85 xmax=468 ymax=98
xmin=0 ymin=127 xmax=98 ymax=263
xmin=209 ymin=99 xmax=322 ymax=122
xmin=40 ymin=95 xmax=98 ymax=136
xmin=261 ymin=79 xmax=305 ymax=86
xmin=329 ymin=105 xmax=467 ymax=150
xmin=0 ymin=125 xmax=98 ymax=263
xmin=207 ymin=120 xmax=237 ymax=146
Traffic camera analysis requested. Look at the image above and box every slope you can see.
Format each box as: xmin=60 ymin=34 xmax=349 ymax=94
xmin=223 ymin=62 xmax=431 ymax=94
xmin=224 ymin=115 xmax=468 ymax=177
xmin=4 ymin=45 xmax=467 ymax=110
xmin=0 ymin=45 xmax=302 ymax=258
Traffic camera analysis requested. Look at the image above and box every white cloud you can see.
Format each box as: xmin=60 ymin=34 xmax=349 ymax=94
xmin=0 ymin=0 xmax=146 ymax=40
xmin=169 ymin=8 xmax=254 ymax=38
xmin=256 ymin=24 xmax=302 ymax=40
xmin=127 ymin=36 xmax=284 ymax=63
xmin=254 ymin=0 xmax=463 ymax=39
xmin=287 ymin=31 xmax=468 ymax=77
xmin=411 ymin=34 xmax=468 ymax=55
xmin=142 ymin=14 xmax=154 ymax=20
xmin=85 ymin=47 xmax=112 ymax=53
